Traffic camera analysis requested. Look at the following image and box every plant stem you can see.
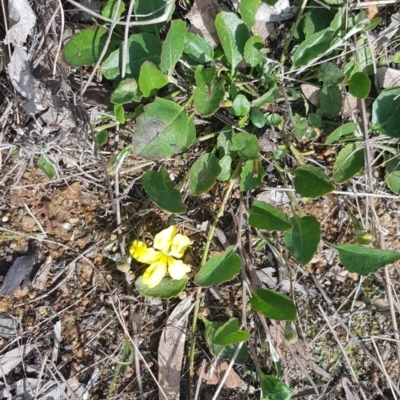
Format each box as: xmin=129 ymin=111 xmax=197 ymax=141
xmin=272 ymin=160 xmax=304 ymax=216
xmin=188 ymin=161 xmax=242 ymax=400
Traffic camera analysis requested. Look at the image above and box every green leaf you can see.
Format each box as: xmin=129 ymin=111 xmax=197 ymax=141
xmin=259 ymin=372 xmax=293 ymax=400
xmin=308 ymin=113 xmax=321 ymax=128
xmin=101 ymin=0 xmax=125 ymax=19
xmin=215 ymin=11 xmax=250 ymax=71
xmin=244 ymin=36 xmax=264 ymax=67
xmin=38 ymin=155 xmax=55 ymax=179
xmin=250 ymin=107 xmax=266 ymax=128
xmin=214 ymin=318 xmax=250 ymax=345
xmin=294 ymin=114 xmax=312 ymax=140
xmin=240 ymin=0 xmax=260 ymax=28
xmin=356 ymin=37 xmax=374 ymax=75
xmin=136 ymin=276 xmax=187 ymax=299
xmin=133 ymin=97 xmax=195 ymax=160
xmin=319 ymin=85 xmax=342 ymax=117
xmin=217 ymin=129 xmax=233 ymax=158
xmin=113 ymin=104 xmax=125 ymax=124
xmin=189 ymin=152 xmax=221 ymax=195
xmin=231 ymin=133 xmax=260 ymax=160
xmin=325 ymin=123 xmax=357 ymax=145
xmin=194 ymin=66 xmax=225 ymax=117
xmin=294 ymin=165 xmax=334 ymax=198
xmin=284 ymin=214 xmax=321 ymax=265
xmin=393 ymin=52 xmax=400 ymax=63
xmin=96 ymin=130 xmax=108 ymax=146
xmin=330 ymin=7 xmax=345 ymax=32
xmin=347 ymin=72 xmax=370 ymax=99
xmin=334 ymin=244 xmax=400 ymax=276
xmin=385 ymin=156 xmax=400 ymax=194
xmin=249 ymin=201 xmax=292 ymax=231
xmin=111 ymin=78 xmax=142 ymax=104
xmin=106 ymin=145 xmax=132 ymax=175
xmin=218 ymin=155 xmax=232 ymax=181
xmin=333 ymin=143 xmax=365 ymax=184
xmin=195 ymin=246 xmax=241 ymax=287
xmin=134 ymin=0 xmax=174 ymax=33
xmin=160 ymin=20 xmax=187 ymax=75
xmin=372 ymin=87 xmax=400 ymax=138
xmin=318 ymin=62 xmax=344 ymax=86
xmin=142 ymin=168 xmax=186 ymax=213
xmin=265 ymin=113 xmax=282 ymax=126
xmin=230 ymin=94 xmax=251 ymax=117
xmin=202 ymin=317 xmax=248 ymax=362
xmin=240 ymin=160 xmax=265 ymax=191
xmin=303 ymin=8 xmax=335 ymax=38
xmin=64 ymin=26 xmax=119 ymax=67
xmin=251 ymin=86 xmax=280 ymax=107
xmin=101 ymin=33 xmax=162 ymax=80
xmin=292 ymin=28 xmax=334 ymax=67
xmin=251 ymin=289 xmax=297 ymax=321
xmin=138 ymin=62 xmax=168 ymax=97
xmin=183 ymin=32 xmax=214 ymax=64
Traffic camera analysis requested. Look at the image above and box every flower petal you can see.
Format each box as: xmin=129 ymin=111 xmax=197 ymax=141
xmin=167 ymin=257 xmax=191 ymax=280
xmin=153 ymin=226 xmax=177 ymax=252
xmin=169 ymin=233 xmax=192 ymax=259
xmin=142 ymin=261 xmax=167 ymax=288
xmin=129 ymin=241 xmax=160 ymax=264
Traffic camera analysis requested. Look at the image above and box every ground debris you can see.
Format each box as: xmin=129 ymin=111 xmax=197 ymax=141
xmin=0 ymin=253 xmax=38 ymax=296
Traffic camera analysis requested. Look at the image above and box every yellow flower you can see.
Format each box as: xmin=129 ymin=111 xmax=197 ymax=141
xmin=130 ymin=226 xmax=192 ymax=288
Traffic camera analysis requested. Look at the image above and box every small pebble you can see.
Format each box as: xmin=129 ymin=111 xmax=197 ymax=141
xmin=62 ymin=222 xmax=71 ymax=230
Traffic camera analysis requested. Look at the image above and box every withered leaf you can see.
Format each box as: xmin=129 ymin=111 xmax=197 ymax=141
xmin=0 ymin=254 xmax=36 ymax=296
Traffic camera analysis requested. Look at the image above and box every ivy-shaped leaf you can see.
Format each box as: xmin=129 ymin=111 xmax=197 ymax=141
xmin=142 ymin=168 xmax=186 ymax=213
xmin=133 ymin=98 xmax=195 ymax=160
xmin=101 ymin=33 xmax=162 ymax=80
xmin=284 ymin=214 xmax=321 ymax=265
xmin=183 ymin=32 xmax=214 ymax=63
xmin=371 ymin=87 xmax=400 ymax=138
xmin=195 ymin=246 xmax=241 ymax=287
xmin=64 ymin=26 xmax=119 ymax=67
xmin=251 ymin=289 xmax=297 ymax=321
xmin=335 ymin=244 xmax=400 ymax=276
xmin=249 ymin=201 xmax=292 ymax=231
xmin=332 ymin=143 xmax=365 ymax=184
xmin=292 ymin=28 xmax=334 ymax=67
xmin=189 ymin=152 xmax=221 ymax=195
xmin=294 ymin=165 xmax=334 ymax=198
xmin=138 ymin=62 xmax=168 ymax=97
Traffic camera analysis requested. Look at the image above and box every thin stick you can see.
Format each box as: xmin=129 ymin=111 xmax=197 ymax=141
xmin=349 ymin=0 xmax=400 ymax=7
xmin=67 ymin=0 xmax=174 ymax=26
xmin=370 ymin=337 xmax=398 ymax=400
xmin=80 ymin=0 xmax=121 ymax=97
xmin=23 ymin=202 xmax=47 ymax=238
xmin=211 ymin=342 xmax=244 ymax=400
xmin=52 ymin=0 xmax=65 ymax=78
xmin=108 ymin=296 xmax=169 ymax=399
xmin=121 ymin=0 xmax=136 ymax=79
xmin=260 ymin=186 xmax=400 ymax=200
xmin=194 ymin=359 xmax=206 ymax=400
xmin=318 ymin=304 xmax=368 ymax=400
